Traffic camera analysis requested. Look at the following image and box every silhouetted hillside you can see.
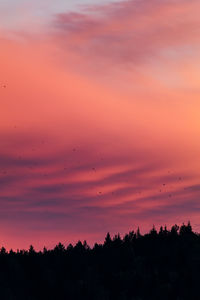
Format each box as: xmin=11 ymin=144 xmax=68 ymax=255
xmin=0 ymin=222 xmax=200 ymax=299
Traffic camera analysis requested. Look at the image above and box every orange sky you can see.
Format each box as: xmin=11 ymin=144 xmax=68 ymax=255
xmin=0 ymin=0 xmax=200 ymax=250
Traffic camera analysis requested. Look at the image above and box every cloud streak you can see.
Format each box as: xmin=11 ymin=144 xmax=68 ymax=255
xmin=54 ymin=0 xmax=200 ymax=66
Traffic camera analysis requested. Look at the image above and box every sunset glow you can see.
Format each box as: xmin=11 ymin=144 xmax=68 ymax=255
xmin=0 ymin=0 xmax=200 ymax=250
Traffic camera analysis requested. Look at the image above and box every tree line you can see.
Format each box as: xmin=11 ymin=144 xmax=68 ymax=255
xmin=0 ymin=222 xmax=200 ymax=299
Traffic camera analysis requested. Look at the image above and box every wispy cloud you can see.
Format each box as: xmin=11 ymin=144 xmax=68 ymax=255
xmin=54 ymin=0 xmax=200 ymax=66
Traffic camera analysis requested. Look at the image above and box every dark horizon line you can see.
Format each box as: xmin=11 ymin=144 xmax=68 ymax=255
xmin=0 ymin=221 xmax=194 ymax=254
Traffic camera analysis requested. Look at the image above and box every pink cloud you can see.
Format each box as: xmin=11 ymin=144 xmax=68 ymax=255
xmin=53 ymin=0 xmax=200 ymax=67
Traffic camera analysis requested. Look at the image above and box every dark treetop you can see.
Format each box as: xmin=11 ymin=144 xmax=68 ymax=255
xmin=0 ymin=222 xmax=199 ymax=300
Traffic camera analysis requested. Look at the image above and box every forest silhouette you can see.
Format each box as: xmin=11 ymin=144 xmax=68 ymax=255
xmin=0 ymin=222 xmax=199 ymax=299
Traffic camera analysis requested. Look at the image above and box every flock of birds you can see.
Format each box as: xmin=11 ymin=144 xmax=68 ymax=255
xmin=0 ymin=144 xmax=184 ymax=198
xmin=0 ymin=82 xmax=184 ymax=199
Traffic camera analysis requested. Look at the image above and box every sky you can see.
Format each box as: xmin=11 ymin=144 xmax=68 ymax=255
xmin=0 ymin=0 xmax=200 ymax=250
